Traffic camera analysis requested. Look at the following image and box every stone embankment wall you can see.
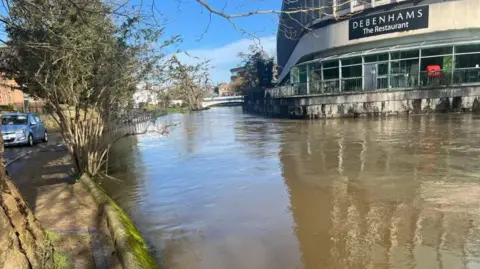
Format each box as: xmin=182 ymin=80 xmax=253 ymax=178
xmin=80 ymin=174 xmax=157 ymax=269
xmin=244 ymin=86 xmax=480 ymax=118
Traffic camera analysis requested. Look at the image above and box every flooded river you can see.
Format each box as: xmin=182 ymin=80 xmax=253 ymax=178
xmin=103 ymin=107 xmax=480 ymax=269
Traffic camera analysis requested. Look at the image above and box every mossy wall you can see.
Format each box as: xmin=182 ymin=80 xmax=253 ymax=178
xmin=79 ymin=174 xmax=157 ymax=269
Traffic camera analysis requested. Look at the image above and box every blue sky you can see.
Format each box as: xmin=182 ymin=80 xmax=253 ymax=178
xmin=160 ymin=0 xmax=280 ymax=83
xmin=0 ymin=0 xmax=280 ymax=83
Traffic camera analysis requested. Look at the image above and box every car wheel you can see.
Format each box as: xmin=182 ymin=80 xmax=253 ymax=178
xmin=43 ymin=131 xmax=48 ymax=143
xmin=27 ymin=134 xmax=34 ymax=147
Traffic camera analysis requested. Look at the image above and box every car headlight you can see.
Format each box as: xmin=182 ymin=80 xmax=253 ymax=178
xmin=15 ymin=129 xmax=26 ymax=135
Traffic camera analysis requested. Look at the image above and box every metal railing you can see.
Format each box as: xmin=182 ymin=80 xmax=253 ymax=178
xmin=267 ymin=68 xmax=480 ymax=98
xmin=323 ymin=79 xmax=340 ymax=94
xmin=377 ymin=77 xmax=388 ymax=90
xmin=452 ymin=68 xmax=480 ymax=84
xmin=266 ymin=85 xmax=298 ymax=98
xmin=342 ymin=77 xmax=363 ymax=92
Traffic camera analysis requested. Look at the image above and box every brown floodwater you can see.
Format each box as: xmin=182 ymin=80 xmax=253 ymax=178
xmin=103 ymin=106 xmax=480 ymax=269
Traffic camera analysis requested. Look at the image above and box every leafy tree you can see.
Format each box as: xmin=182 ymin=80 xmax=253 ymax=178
xmin=233 ymin=46 xmax=275 ymax=94
xmin=3 ymin=0 xmax=173 ymax=176
xmin=0 ymin=1 xmax=174 ymax=265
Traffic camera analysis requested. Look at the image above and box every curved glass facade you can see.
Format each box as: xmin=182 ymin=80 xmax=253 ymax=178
xmin=270 ymin=38 xmax=480 ymax=97
xmin=277 ymin=0 xmax=461 ymax=83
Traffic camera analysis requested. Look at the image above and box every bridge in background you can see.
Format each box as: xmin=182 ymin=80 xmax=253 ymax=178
xmin=202 ymin=96 xmax=244 ymax=108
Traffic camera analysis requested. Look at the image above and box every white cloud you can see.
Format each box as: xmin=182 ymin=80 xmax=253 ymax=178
xmin=169 ymin=36 xmax=276 ymax=83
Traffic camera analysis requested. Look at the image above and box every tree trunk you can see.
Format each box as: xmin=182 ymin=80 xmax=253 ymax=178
xmin=0 ymin=136 xmax=55 ymax=268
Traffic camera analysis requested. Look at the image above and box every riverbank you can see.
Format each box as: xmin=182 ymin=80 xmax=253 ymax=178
xmin=150 ymin=107 xmax=187 ymax=117
xmin=7 ymin=143 xmax=155 ymax=268
xmin=246 ymin=85 xmax=480 ymax=118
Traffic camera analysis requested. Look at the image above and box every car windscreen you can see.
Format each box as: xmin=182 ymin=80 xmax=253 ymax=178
xmin=2 ymin=115 xmax=28 ymax=125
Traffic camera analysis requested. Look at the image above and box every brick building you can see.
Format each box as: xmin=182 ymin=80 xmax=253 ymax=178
xmin=217 ymin=83 xmax=235 ymax=96
xmin=0 ymin=75 xmax=24 ymax=106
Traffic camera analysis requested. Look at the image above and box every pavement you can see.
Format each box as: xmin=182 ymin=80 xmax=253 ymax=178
xmin=4 ymin=132 xmax=65 ymax=168
xmin=5 ymin=133 xmax=120 ymax=269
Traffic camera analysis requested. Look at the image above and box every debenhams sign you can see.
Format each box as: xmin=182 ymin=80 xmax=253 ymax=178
xmin=349 ymin=6 xmax=429 ymax=40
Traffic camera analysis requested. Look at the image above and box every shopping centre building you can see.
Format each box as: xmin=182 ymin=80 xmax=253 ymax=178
xmin=276 ymin=0 xmax=480 ymax=95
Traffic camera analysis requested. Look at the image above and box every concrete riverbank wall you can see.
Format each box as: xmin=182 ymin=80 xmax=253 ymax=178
xmin=80 ymin=174 xmax=157 ymax=269
xmin=244 ymin=86 xmax=480 ymax=118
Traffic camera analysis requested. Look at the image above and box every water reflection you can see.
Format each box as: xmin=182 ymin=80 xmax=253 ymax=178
xmin=281 ymin=116 xmax=480 ymax=268
xmin=103 ymin=108 xmax=480 ymax=269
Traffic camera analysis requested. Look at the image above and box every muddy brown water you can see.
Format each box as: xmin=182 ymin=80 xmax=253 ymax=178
xmin=102 ymin=107 xmax=480 ymax=269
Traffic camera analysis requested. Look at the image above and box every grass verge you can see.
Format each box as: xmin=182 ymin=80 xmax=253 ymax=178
xmin=144 ymin=107 xmax=188 ymax=117
xmin=54 ymin=252 xmax=70 ymax=269
xmin=46 ymin=231 xmax=72 ymax=269
xmin=164 ymin=107 xmax=187 ymax=114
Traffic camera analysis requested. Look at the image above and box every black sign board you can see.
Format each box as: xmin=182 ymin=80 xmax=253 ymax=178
xmin=349 ymin=6 xmax=429 ymax=40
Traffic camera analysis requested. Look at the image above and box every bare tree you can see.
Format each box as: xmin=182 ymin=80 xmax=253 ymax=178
xmin=193 ymin=0 xmax=358 ymax=41
xmin=166 ymin=56 xmax=210 ymax=111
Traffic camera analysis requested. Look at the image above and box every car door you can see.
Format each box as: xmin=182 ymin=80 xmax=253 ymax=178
xmin=28 ymin=114 xmax=39 ymax=140
xmin=34 ymin=116 xmax=45 ymax=139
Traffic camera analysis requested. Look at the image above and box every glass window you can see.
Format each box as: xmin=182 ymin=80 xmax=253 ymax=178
xmin=299 ymin=73 xmax=307 ymax=83
xmin=298 ymin=66 xmax=307 ymax=83
xmin=337 ymin=0 xmax=349 ymax=10
xmin=455 ymin=44 xmax=480 ymax=54
xmin=323 ymin=60 xmax=338 ymax=69
xmin=341 ymin=57 xmax=361 ymax=66
xmin=341 ymin=65 xmax=362 ymax=78
xmin=323 ymin=68 xmax=339 ymax=80
xmin=443 ymin=56 xmax=453 ymax=71
xmin=421 ymin=46 xmax=453 ymax=57
xmin=391 ymin=61 xmax=404 ymax=74
xmin=391 ymin=50 xmax=419 ymax=60
xmin=364 ymin=53 xmax=388 ymax=63
xmin=308 ymin=65 xmax=321 ymax=83
xmin=310 ymin=63 xmax=321 ymax=71
xmin=320 ymin=0 xmax=333 ymax=18
xmin=28 ymin=114 xmax=37 ymax=124
xmin=378 ymin=63 xmax=388 ymax=76
xmin=290 ymin=67 xmax=299 ymax=84
xmin=352 ymin=0 xmax=362 ymax=7
xmin=421 ymin=56 xmax=450 ymax=71
xmin=2 ymin=115 xmax=28 ymax=125
xmin=456 ymin=54 xmax=480 ymax=69
xmin=391 ymin=59 xmax=420 ymax=74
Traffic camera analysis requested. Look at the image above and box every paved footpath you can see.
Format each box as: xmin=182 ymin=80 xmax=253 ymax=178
xmin=4 ymin=133 xmax=65 ymax=166
xmin=6 ymin=136 xmax=120 ymax=269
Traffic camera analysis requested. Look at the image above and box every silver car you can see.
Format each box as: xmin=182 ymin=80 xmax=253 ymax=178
xmin=1 ymin=113 xmax=48 ymax=146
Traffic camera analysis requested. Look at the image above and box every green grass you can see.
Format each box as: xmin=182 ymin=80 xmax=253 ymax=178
xmin=147 ymin=107 xmax=187 ymax=114
xmin=46 ymin=231 xmax=62 ymax=243
xmin=149 ymin=107 xmax=188 ymax=118
xmin=153 ymin=110 xmax=167 ymax=118
xmin=54 ymin=252 xmax=71 ymax=269
xmin=164 ymin=107 xmax=187 ymax=114
xmin=46 ymin=231 xmax=72 ymax=269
